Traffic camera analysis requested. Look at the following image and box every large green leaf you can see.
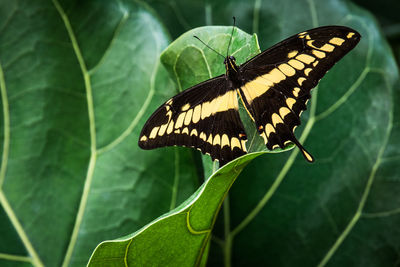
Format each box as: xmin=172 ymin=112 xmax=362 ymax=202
xmin=0 ymin=0 xmax=200 ymax=266
xmin=148 ymin=0 xmax=400 ymax=266
xmin=88 ymin=152 xmax=264 ymax=266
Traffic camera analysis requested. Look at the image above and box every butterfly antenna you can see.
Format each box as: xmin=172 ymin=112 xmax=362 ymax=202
xmin=226 ymin=16 xmax=236 ymax=57
xmin=194 ymin=35 xmax=225 ymax=59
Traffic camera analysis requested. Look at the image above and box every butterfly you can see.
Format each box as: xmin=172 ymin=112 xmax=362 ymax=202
xmin=138 ymin=25 xmax=361 ymax=166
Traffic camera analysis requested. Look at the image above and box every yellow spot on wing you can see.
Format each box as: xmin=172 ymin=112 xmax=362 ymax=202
xmin=278 ymin=63 xmax=296 ymax=76
xmin=286 ymin=98 xmax=296 ymax=110
xmin=158 ymin=123 xmax=168 ymax=136
xmin=140 ymin=135 xmax=148 ymax=142
xmin=296 ymin=54 xmax=315 ymax=64
xmin=221 ymin=134 xmax=230 ymax=147
xmin=184 ymin=109 xmax=193 ymax=125
xmin=192 ymin=105 xmax=201 ymax=123
xmin=288 ymin=59 xmax=304 ymax=70
xmin=329 ymin=37 xmax=345 ymax=46
xmin=313 ymin=61 xmax=319 ymax=67
xmin=304 ymin=68 xmax=312 ymax=76
xmin=242 ymin=80 xmax=271 ymax=103
xmin=201 ymin=101 xmax=212 ymax=120
xmin=231 ymin=137 xmax=241 ymax=150
xmin=149 ymin=126 xmax=159 ymax=139
xmin=284 ymin=140 xmax=291 ymax=146
xmin=213 ymin=134 xmax=220 ymax=146
xmin=293 ymin=87 xmax=301 ymax=97
xmin=312 ymin=50 xmax=326 ymax=58
xmin=182 ymin=127 xmax=189 ymax=135
xmin=167 ymin=121 xmax=174 ymax=134
xmin=215 ymin=91 xmax=237 ymax=113
xmin=241 ymin=68 xmax=286 ymax=103
xmin=199 ymin=91 xmax=237 ymax=120
xmin=297 ymin=77 xmax=306 ymax=86
xmin=265 ymin=123 xmax=275 ymax=137
xmin=175 ymin=112 xmax=185 ymax=129
xmin=288 ymin=50 xmax=298 ymax=58
xmin=347 ymin=32 xmax=355 ymax=38
xmin=271 ymin=113 xmax=283 ymax=127
xmin=241 ymin=140 xmax=247 ymax=151
xmin=266 ymin=68 xmax=286 ymax=83
xmin=279 ymin=107 xmax=291 ymax=118
xmin=306 ymin=40 xmax=335 ymax=52
xmin=190 ymin=129 xmax=198 ymax=136
xmin=200 ymin=132 xmax=206 ymax=141
xmin=298 ymin=32 xmax=310 ymax=39
xmin=181 ymin=103 xmax=190 ymax=111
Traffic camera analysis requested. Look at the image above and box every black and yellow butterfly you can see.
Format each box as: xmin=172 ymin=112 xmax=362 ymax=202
xmin=139 ymin=25 xmax=360 ymax=166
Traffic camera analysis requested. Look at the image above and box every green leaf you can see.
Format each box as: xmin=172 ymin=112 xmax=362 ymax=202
xmin=0 ymin=1 xmax=199 ymax=266
xmin=148 ymin=0 xmax=400 ymax=266
xmin=88 ymin=152 xmax=264 ymax=266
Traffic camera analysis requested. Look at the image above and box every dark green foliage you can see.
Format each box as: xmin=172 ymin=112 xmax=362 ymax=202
xmin=0 ymin=0 xmax=399 ymax=266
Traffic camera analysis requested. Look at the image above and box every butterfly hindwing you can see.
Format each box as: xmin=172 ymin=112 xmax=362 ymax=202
xmin=238 ymin=26 xmax=361 ymax=161
xmin=139 ymin=76 xmax=247 ymax=166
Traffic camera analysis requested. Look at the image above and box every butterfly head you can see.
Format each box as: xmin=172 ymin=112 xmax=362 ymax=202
xmin=224 ymin=55 xmax=238 ymax=73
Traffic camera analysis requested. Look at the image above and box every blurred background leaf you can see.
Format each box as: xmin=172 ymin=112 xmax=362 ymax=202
xmin=0 ymin=0 xmax=399 ymax=266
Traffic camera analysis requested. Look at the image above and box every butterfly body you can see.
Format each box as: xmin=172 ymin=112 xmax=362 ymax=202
xmin=139 ymin=26 xmax=361 ymax=166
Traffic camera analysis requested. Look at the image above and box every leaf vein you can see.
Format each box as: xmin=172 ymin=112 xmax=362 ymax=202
xmin=51 ymin=1 xmax=98 ymax=267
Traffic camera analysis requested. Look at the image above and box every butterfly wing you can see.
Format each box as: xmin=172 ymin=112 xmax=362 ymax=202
xmin=238 ymin=25 xmax=361 ymax=162
xmin=139 ymin=75 xmax=247 ymax=166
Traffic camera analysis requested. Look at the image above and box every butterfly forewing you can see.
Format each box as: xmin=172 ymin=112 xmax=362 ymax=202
xmin=238 ymin=26 xmax=361 ymax=161
xmin=139 ymin=76 xmax=247 ymax=166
